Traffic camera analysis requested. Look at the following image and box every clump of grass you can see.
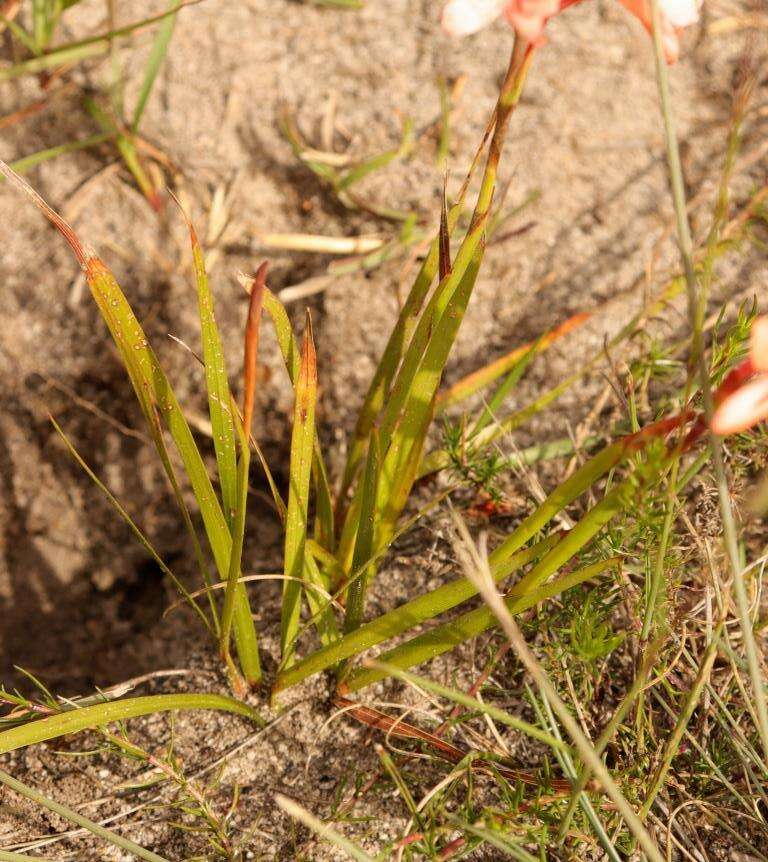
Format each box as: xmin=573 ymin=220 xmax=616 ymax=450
xmin=1 ymin=1 xmax=190 ymax=208
xmin=1 ymin=20 xmax=764 ymax=704
xmin=0 ymin=37 xmax=544 ymax=696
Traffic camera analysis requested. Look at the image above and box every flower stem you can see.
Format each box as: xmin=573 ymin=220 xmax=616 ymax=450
xmin=649 ymin=0 xmax=768 ymax=762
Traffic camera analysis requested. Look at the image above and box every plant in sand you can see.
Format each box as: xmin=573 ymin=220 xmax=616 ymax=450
xmin=0 ymin=0 xmax=760 ymax=721
xmin=1 ymin=0 xmax=767 ymax=857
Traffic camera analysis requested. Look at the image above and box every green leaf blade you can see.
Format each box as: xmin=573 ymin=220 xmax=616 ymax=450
xmin=280 ymin=315 xmax=318 ymax=667
xmin=0 ymin=694 xmax=260 ymax=755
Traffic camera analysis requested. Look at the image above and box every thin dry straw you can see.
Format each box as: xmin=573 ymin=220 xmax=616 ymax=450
xmin=449 ymin=513 xmax=665 ymax=862
xmin=275 ymin=794 xmax=375 ymax=862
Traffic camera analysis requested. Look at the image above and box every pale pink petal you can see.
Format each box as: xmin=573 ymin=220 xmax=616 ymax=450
xmin=441 ymin=0 xmax=509 ymax=36
xmin=502 ymin=0 xmax=561 ymax=40
xmin=504 ymin=8 xmax=549 ymax=40
xmin=617 ymin=0 xmax=683 ymax=63
xmin=660 ymin=0 xmax=700 ymax=28
xmin=750 ymin=316 xmax=768 ymax=373
xmin=711 ymin=375 xmax=768 ymax=436
xmin=516 ymin=0 xmax=561 ymax=16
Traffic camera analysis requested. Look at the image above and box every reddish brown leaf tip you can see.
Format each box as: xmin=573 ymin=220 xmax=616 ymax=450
xmin=0 ymin=158 xmax=88 ymax=268
xmin=300 ymin=310 xmax=317 ymax=381
xmin=147 ymin=191 xmax=164 ymax=213
xmin=85 ymin=256 xmax=111 ymax=281
xmin=438 ymin=180 xmax=451 ymax=282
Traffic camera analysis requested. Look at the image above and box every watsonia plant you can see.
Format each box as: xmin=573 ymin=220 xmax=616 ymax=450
xmin=0 ymin=26 xmax=759 ymax=711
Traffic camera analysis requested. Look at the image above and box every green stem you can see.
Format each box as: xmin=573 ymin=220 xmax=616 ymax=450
xmin=557 ymin=635 xmax=665 ymax=840
xmin=0 ymin=769 xmax=168 ymax=862
xmin=219 ymin=441 xmax=255 ymax=691
xmin=0 ymin=851 xmax=53 ymax=861
xmin=650 ymin=0 xmax=768 ymax=762
xmin=640 ymin=625 xmax=723 ymax=816
xmin=0 ymin=694 xmax=260 ymax=754
xmin=641 ymin=456 xmax=680 ymax=640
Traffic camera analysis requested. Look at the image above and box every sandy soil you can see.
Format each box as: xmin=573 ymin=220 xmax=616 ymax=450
xmin=0 ymin=0 xmax=766 ymax=857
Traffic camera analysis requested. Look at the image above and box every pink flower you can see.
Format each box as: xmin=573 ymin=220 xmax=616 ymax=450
xmin=617 ymin=0 xmax=700 ymax=63
xmin=442 ymin=0 xmax=561 ymax=43
xmin=441 ymin=0 xmax=701 ymax=62
xmin=711 ymin=317 xmax=768 ymax=436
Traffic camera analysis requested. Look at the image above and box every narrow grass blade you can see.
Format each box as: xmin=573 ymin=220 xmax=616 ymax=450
xmin=280 ymin=313 xmax=318 ymax=667
xmin=303 ymin=553 xmax=339 ymax=647
xmin=0 ymin=850 xmax=54 ymax=861
xmin=184 ymin=212 xmax=239 ymax=527
xmin=435 ymin=311 xmax=590 ymax=414
xmin=471 ymin=340 xmax=538 ymax=436
xmin=504 ymin=477 xmax=637 ymax=601
xmin=445 ymin=815 xmax=538 ymax=862
xmin=0 ymin=694 xmax=260 ymax=755
xmin=343 ymin=431 xmax=380 ymax=634
xmin=377 ymin=746 xmax=424 ymax=830
xmin=370 ymin=663 xmax=568 ymax=751
xmin=488 ymin=440 xmax=627 ymax=574
xmin=1 ymin=132 xmax=113 ymax=176
xmin=278 ymin=109 xmax=337 ymax=185
xmin=0 ymin=161 xmax=261 ymax=684
xmin=131 ymin=0 xmax=179 ymax=130
xmin=344 ymin=557 xmax=616 ymax=692
xmin=2 ymin=14 xmax=38 ymax=55
xmin=262 ymin=288 xmax=301 ymax=378
xmin=2 ymin=41 xmax=106 ymax=78
xmin=274 ymin=530 xmax=558 ymax=694
xmin=51 ymin=417 xmax=213 ymax=634
xmin=0 ymin=3 xmax=194 ymax=80
xmin=220 ymin=270 xmax=266 ymax=691
xmin=219 ymin=422 xmax=252 ymax=694
xmin=312 ymin=449 xmax=335 ymax=555
xmin=32 ymin=0 xmax=49 ymax=52
xmin=275 ymin=795 xmax=375 ymax=862
xmin=84 ymin=97 xmax=161 ymax=210
xmin=336 ymin=118 xmax=414 ymax=191
xmin=262 ymin=286 xmax=334 ymax=550
xmin=0 ymin=769 xmax=168 ymax=862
